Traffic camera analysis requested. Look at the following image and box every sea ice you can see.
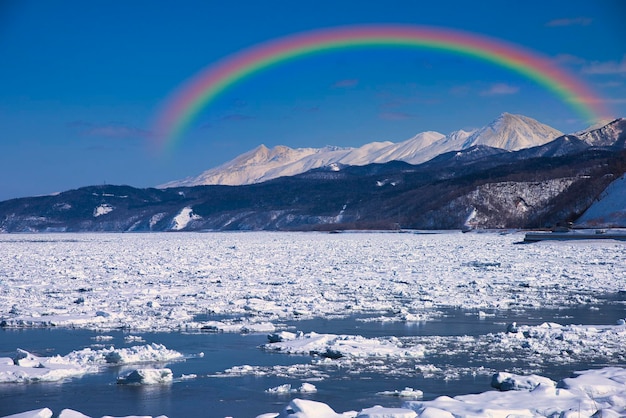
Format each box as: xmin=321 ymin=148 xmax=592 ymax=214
xmin=0 ymin=344 xmax=183 ymax=383
xmin=262 ymin=332 xmax=425 ymax=359
xmin=1 ymin=409 xmax=53 ymax=418
xmin=376 ymin=388 xmax=424 ymax=399
xmin=2 ymin=411 xmax=170 ymax=418
xmin=257 ymin=367 xmax=626 ymax=417
xmin=491 ymin=372 xmax=556 ymax=391
xmin=58 ymin=410 xmax=91 ymax=418
xmin=1 ymin=232 xmax=626 ymax=417
xmin=356 ymin=406 xmax=417 ymax=418
xmin=1 ymin=232 xmax=624 ymax=333
xmin=269 ymin=398 xmax=356 ymax=418
xmin=266 ymin=383 xmax=318 ymax=394
xmin=116 ymin=368 xmax=173 ymax=385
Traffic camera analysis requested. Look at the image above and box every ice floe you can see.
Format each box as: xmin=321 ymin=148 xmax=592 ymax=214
xmin=0 ymin=343 xmax=183 ymax=383
xmin=266 ymin=383 xmax=318 ymax=394
xmin=262 ymin=332 xmax=426 ymax=359
xmin=1 ymin=232 xmax=626 ymax=417
xmin=376 ymin=388 xmax=424 ymax=399
xmin=254 ymin=367 xmax=626 ymax=418
xmin=1 ymin=410 xmax=168 ymax=418
xmin=406 ymin=367 xmax=626 ymax=417
xmin=221 ymin=321 xmax=626 ymax=382
xmin=1 ymin=232 xmax=624 ymax=333
xmin=116 ymin=368 xmax=173 ymax=385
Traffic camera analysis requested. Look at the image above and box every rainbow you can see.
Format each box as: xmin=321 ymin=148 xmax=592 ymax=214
xmin=153 ymin=24 xmax=611 ymax=151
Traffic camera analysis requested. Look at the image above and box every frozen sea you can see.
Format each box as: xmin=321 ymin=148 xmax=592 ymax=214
xmin=0 ymin=231 xmax=625 ymax=417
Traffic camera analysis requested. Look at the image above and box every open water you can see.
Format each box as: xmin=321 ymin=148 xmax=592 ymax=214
xmin=1 ymin=298 xmax=625 ymax=418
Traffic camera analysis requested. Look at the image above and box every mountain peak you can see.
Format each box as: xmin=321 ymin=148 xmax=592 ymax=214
xmin=160 ymin=113 xmax=571 ymax=188
xmin=464 ymin=113 xmax=563 ymax=151
xmin=576 ymin=118 xmax=626 ymax=148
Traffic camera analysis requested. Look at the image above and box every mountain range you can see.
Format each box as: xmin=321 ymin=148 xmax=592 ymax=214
xmin=0 ymin=114 xmax=625 ymax=232
xmin=160 ymin=113 xmax=563 ymax=188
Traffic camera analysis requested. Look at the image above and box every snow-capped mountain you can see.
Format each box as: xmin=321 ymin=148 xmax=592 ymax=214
xmin=461 ymin=113 xmax=563 ymax=150
xmin=576 ymin=118 xmax=625 ymax=148
xmin=161 ymin=113 xmax=563 ymax=188
xmin=1 ymin=116 xmax=624 ymax=232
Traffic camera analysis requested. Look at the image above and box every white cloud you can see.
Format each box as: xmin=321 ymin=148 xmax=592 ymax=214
xmin=378 ymin=111 xmax=415 ymax=120
xmin=545 ymin=17 xmax=592 ymax=27
xmin=583 ymin=56 xmax=626 ymax=75
xmin=480 ymin=83 xmax=520 ymax=96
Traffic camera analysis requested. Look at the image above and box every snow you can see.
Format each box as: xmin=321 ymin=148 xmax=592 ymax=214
xmin=93 ymin=204 xmax=114 ymax=217
xmin=461 ymin=113 xmax=562 ymax=150
xmin=170 ymin=206 xmax=201 ymax=230
xmin=454 ymin=178 xmax=577 ymax=228
xmin=160 ymin=113 xmax=560 ymax=188
xmin=576 ymin=174 xmax=626 ymax=228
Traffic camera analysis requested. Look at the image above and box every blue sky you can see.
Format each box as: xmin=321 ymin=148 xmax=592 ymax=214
xmin=1 ymin=0 xmax=625 ymax=201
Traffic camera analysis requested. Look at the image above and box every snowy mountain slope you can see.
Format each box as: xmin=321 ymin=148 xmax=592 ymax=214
xmin=461 ymin=113 xmax=563 ymax=150
xmin=575 ymin=174 xmax=626 ymax=228
xmin=576 ymin=118 xmax=625 ymax=148
xmin=160 ymin=133 xmax=446 ymax=188
xmin=2 ymin=143 xmax=624 ymax=232
xmin=160 ymin=144 xmax=326 ymax=187
xmin=160 ymin=113 xmax=562 ymax=188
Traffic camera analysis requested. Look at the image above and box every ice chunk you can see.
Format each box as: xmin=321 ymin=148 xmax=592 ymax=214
xmin=491 ymin=372 xmax=556 ymax=391
xmin=0 ymin=349 xmax=92 ymax=383
xmin=413 ymin=408 xmax=454 ymax=418
xmin=266 ymin=383 xmax=317 ymax=394
xmin=266 ymin=383 xmax=292 ymax=394
xmin=14 ymin=349 xmax=43 ymax=368
xmin=0 ymin=344 xmax=182 ymax=383
xmin=117 ymin=368 xmax=173 ymax=385
xmin=376 ymin=387 xmax=423 ymax=399
xmin=298 ymin=383 xmax=317 ymax=393
xmin=58 ymin=410 xmax=91 ymax=418
xmin=1 ymin=409 xmax=53 ymax=418
xmin=558 ymin=367 xmax=626 ymax=398
xmin=405 ymin=367 xmax=626 ymax=417
xmin=275 ymin=398 xmax=351 ymax=418
xmin=101 ymin=415 xmax=169 ymax=418
xmin=263 ymin=332 xmax=425 ymax=359
xmin=356 ymin=406 xmax=417 ymax=418
xmin=268 ymin=331 xmax=297 ymax=343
